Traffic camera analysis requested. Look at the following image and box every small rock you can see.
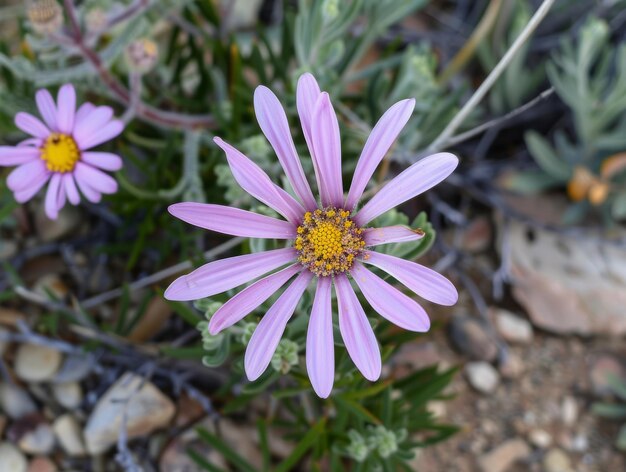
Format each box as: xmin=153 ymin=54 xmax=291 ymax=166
xmin=449 ymin=316 xmax=498 ymax=362
xmin=161 ymin=436 xmax=228 ymax=471
xmin=15 ymin=344 xmax=63 ymax=382
xmin=499 ymin=352 xmax=525 ymax=379
xmin=570 ymin=434 xmax=588 ymax=452
xmin=35 ymin=204 xmax=80 ymax=242
xmin=84 ymin=372 xmax=175 ymax=454
xmin=53 ymin=414 xmax=86 ymax=456
xmin=0 ymin=383 xmax=37 ymax=419
xmin=478 ymin=439 xmax=530 ymax=472
xmin=492 ymin=308 xmax=533 ymax=344
xmin=529 ymin=429 xmax=552 ymax=448
xmin=427 ymin=401 xmax=447 ymax=419
xmin=13 ymin=418 xmax=55 ymax=455
xmin=590 ymin=355 xmax=624 ymax=396
xmin=561 ymin=396 xmax=578 ymax=426
xmin=0 ymin=307 xmax=26 ymax=327
xmin=52 ymin=353 xmax=95 ymax=383
xmin=0 ymin=240 xmax=18 ymax=260
xmin=0 ymin=442 xmax=28 ymax=472
xmin=33 ymin=274 xmax=69 ymax=300
xmin=480 ymin=419 xmax=499 ymax=436
xmin=465 ymin=362 xmax=500 ymax=394
xmin=52 ymin=382 xmax=82 ymax=410
xmin=27 ymin=457 xmax=58 ymax=472
xmin=543 ymin=448 xmax=573 ymax=472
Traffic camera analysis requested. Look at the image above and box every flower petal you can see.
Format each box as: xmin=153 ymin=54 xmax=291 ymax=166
xmin=310 ymin=93 xmax=343 ymax=208
xmin=345 ymin=99 xmax=415 ymax=210
xmin=209 ymin=264 xmax=301 ymax=335
xmin=350 ymin=262 xmax=430 ymax=332
xmin=296 ymin=73 xmax=323 ymax=190
xmin=73 ymin=106 xmax=114 ymax=147
xmin=74 ymin=174 xmax=102 ymax=203
xmin=80 ymin=151 xmax=123 ymax=171
xmin=63 ymin=174 xmax=80 ymax=205
xmin=334 ymin=274 xmax=381 ymax=381
xmin=244 ymin=271 xmax=313 ymax=381
xmin=56 ymin=84 xmax=76 ymax=134
xmin=7 ymin=159 xmax=47 ymax=192
xmin=362 ymin=251 xmax=458 ymax=306
xmin=363 ymin=225 xmax=425 ymax=246
xmin=354 ymin=152 xmax=458 ymax=226
xmin=169 ymin=203 xmax=296 ymax=239
xmin=0 ymin=146 xmax=40 ymax=166
xmin=15 ymin=112 xmax=50 ymax=139
xmin=74 ymin=163 xmax=118 ymax=194
xmin=75 ymin=103 xmax=95 ymax=122
xmin=164 ymin=247 xmax=297 ymax=301
xmin=306 ymin=276 xmax=334 ymax=398
xmin=254 ymin=86 xmax=317 ymax=210
xmin=214 ymin=137 xmax=304 ymax=223
xmin=45 ymin=173 xmax=62 ymax=220
xmin=14 ymin=171 xmax=49 ymax=203
xmin=75 ymin=119 xmax=123 ymax=150
xmin=35 ymin=89 xmax=58 ymax=131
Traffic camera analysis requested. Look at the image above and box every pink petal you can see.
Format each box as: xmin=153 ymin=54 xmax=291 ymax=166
xmin=244 ymin=271 xmax=313 ymax=381
xmin=56 ymin=84 xmax=76 ymax=134
xmin=214 ymin=137 xmax=304 ymax=223
xmin=57 ymin=179 xmax=67 ymax=209
xmin=74 ymin=174 xmax=102 ymax=203
xmin=296 ymin=73 xmax=323 ymax=190
xmin=75 ymin=103 xmax=95 ymax=122
xmin=17 ymin=138 xmax=42 ymax=148
xmin=253 ymin=86 xmax=317 ymax=210
xmin=209 ymin=264 xmax=301 ymax=335
xmin=73 ymin=106 xmax=114 ymax=147
xmin=354 ymin=152 xmax=458 ymax=226
xmin=75 ymin=119 xmax=123 ymax=150
xmin=80 ymin=152 xmax=123 ymax=171
xmin=63 ymin=174 xmax=80 ymax=205
xmin=350 ymin=262 xmax=430 ymax=332
xmin=13 ymin=172 xmax=49 ymax=203
xmin=334 ymin=274 xmax=381 ymax=381
xmin=345 ymin=99 xmax=415 ymax=210
xmin=0 ymin=146 xmax=40 ymax=166
xmin=363 ymin=225 xmax=425 ymax=246
xmin=15 ymin=112 xmax=50 ymax=139
xmin=306 ymin=276 xmax=334 ymax=398
xmin=45 ymin=173 xmax=62 ymax=219
xmin=169 ymin=203 xmax=296 ymax=239
xmin=164 ymin=247 xmax=297 ymax=301
xmin=7 ymin=159 xmax=47 ymax=192
xmin=35 ymin=89 xmax=58 ymax=131
xmin=362 ymin=251 xmax=458 ymax=306
xmin=74 ymin=162 xmax=118 ymax=194
xmin=310 ymin=93 xmax=343 ymax=208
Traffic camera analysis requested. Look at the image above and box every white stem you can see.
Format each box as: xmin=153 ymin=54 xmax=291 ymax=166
xmin=427 ymin=0 xmax=557 ymax=153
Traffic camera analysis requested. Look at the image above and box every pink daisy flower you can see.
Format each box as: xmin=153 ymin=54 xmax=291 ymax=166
xmin=0 ymin=84 xmax=124 ymax=219
xmin=165 ymin=74 xmax=459 ymax=398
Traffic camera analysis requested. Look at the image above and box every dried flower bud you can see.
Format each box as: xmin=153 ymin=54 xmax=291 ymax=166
xmin=27 ymin=0 xmax=63 ymax=35
xmin=125 ymin=38 xmax=159 ymax=74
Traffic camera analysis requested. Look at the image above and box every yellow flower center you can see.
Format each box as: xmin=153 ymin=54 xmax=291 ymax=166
xmin=40 ymin=133 xmax=80 ymax=173
xmin=295 ymin=207 xmax=365 ymax=277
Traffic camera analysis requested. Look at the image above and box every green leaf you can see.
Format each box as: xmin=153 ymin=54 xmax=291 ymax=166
xmin=592 ymin=403 xmax=626 ymax=419
xmin=611 ymin=193 xmax=626 ymax=220
xmin=196 ymin=427 xmax=257 ymax=472
xmin=275 ymin=418 xmax=327 ymax=472
xmin=499 ymin=169 xmax=562 ymax=195
xmin=525 ymin=131 xmax=571 ymax=180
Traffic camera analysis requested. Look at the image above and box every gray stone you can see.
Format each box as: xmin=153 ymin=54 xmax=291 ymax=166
xmin=0 ymin=442 xmax=27 ymax=472
xmin=15 ymin=343 xmax=62 ymax=382
xmin=492 ymin=308 xmax=533 ymax=344
xmin=465 ymin=362 xmax=500 ymax=394
xmin=478 ymin=439 xmax=530 ymax=472
xmin=449 ymin=316 xmax=498 ymax=362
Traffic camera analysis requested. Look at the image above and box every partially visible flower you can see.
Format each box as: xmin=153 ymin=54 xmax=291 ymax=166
xmin=0 ymin=84 xmax=124 ymax=219
xmin=165 ymin=73 xmax=458 ymax=398
xmin=346 ymin=430 xmax=369 ymax=462
xmin=27 ymin=0 xmax=63 ymax=35
xmin=367 ymin=426 xmax=405 ymax=458
xmin=125 ymin=39 xmax=159 ymax=74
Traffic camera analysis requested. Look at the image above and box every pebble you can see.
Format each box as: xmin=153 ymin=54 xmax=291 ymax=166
xmin=590 ymin=355 xmax=624 ymax=396
xmin=35 ymin=204 xmax=80 ymax=242
xmin=52 ymin=382 xmax=83 ymax=410
xmin=0 ymin=383 xmax=37 ymax=419
xmin=543 ymin=448 xmax=573 ymax=472
xmin=0 ymin=442 xmax=28 ymax=472
xmin=478 ymin=438 xmax=530 ymax=472
xmin=53 ymin=414 xmax=86 ymax=456
xmin=83 ymin=372 xmax=175 ymax=454
xmin=15 ymin=344 xmax=63 ymax=382
xmin=15 ymin=419 xmax=55 ymax=455
xmin=465 ymin=362 xmax=500 ymax=394
xmin=26 ymin=457 xmax=58 ymax=472
xmin=529 ymin=429 xmax=552 ymax=448
xmin=52 ymin=353 xmax=95 ymax=383
xmin=499 ymin=352 xmax=525 ymax=379
xmin=449 ymin=316 xmax=498 ymax=362
xmin=33 ymin=274 xmax=69 ymax=300
xmin=493 ymin=308 xmax=533 ymax=344
xmin=561 ymin=396 xmax=578 ymax=426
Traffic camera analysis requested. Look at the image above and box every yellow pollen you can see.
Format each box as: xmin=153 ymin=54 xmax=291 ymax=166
xmin=295 ymin=206 xmax=364 ymax=277
xmin=40 ymin=133 xmax=80 ymax=173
